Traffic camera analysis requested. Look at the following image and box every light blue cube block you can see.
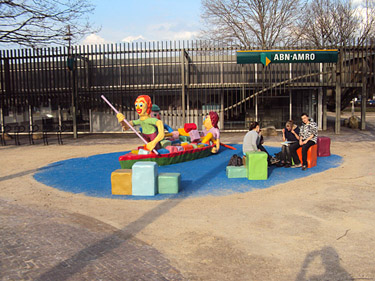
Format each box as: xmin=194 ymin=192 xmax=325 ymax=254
xmin=132 ymin=162 xmax=158 ymax=196
xmin=138 ymin=149 xmax=150 ymax=155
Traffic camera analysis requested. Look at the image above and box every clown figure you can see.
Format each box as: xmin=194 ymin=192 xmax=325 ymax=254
xmin=116 ymin=95 xmax=165 ymax=152
xmin=201 ymin=111 xmax=220 ymax=153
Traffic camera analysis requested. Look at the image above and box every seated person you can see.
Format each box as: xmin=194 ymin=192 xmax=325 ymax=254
xmin=280 ymin=120 xmax=300 ymax=168
xmin=243 ymin=121 xmax=278 ymax=165
xmin=290 ymin=113 xmax=318 ymax=170
xmin=201 ymin=111 xmax=220 ymax=153
xmin=117 ymin=95 xmax=164 ymax=152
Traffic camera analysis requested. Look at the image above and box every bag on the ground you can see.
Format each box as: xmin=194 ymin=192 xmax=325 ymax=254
xmin=228 ymin=154 xmax=243 ymax=166
xmin=274 ymin=151 xmax=282 ymax=161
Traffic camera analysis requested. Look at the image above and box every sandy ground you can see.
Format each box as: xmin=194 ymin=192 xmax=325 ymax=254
xmin=1 ymin=112 xmax=375 ymax=280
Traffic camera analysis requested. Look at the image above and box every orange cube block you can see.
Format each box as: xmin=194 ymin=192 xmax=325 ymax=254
xmin=297 ymin=144 xmax=317 ymax=168
xmin=111 ymin=169 xmax=132 ymax=195
xmin=183 ymin=144 xmax=194 ymax=151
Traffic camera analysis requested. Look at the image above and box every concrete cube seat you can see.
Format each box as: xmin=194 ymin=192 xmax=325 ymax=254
xmin=245 ymin=151 xmax=268 ymax=180
xmin=297 ymin=144 xmax=317 ymax=168
xmin=111 ymin=169 xmax=132 ymax=195
xmin=317 ymin=136 xmax=331 ymax=157
xmin=132 ymin=162 xmax=158 ymax=196
xmin=158 ymin=173 xmax=180 ymax=194
xmin=226 ymin=166 xmax=247 ymax=178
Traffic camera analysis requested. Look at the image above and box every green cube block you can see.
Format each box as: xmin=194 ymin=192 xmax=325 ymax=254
xmin=191 ymin=143 xmax=198 ymax=149
xmin=245 ymin=151 xmax=268 ymax=180
xmin=158 ymin=173 xmax=181 ymax=194
xmin=179 ymin=135 xmax=191 ymax=143
xmin=226 ymin=166 xmax=247 ymax=178
xmin=160 ymin=139 xmax=172 ymax=148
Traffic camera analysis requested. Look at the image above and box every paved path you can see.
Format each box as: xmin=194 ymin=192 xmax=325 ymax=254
xmin=0 ymin=198 xmax=184 ymax=281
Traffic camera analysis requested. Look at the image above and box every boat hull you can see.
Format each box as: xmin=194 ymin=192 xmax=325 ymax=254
xmin=119 ymin=144 xmax=214 ymax=169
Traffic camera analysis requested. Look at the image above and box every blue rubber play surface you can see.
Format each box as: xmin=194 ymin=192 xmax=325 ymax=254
xmin=33 ymin=144 xmax=342 ymax=200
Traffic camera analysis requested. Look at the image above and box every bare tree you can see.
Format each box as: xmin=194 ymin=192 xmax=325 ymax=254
xmin=199 ymin=0 xmax=304 ymax=49
xmin=0 ymin=0 xmax=99 ymax=48
xmin=296 ymin=0 xmax=375 ymax=47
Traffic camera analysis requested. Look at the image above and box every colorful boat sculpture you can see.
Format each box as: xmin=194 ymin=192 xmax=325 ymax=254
xmin=119 ymin=144 xmax=215 ymax=169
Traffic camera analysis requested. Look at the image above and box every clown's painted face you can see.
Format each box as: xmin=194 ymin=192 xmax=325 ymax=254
xmin=134 ymin=97 xmax=148 ymax=116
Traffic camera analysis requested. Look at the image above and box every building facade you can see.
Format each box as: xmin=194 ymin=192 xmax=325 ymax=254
xmin=1 ymin=41 xmax=374 ymax=136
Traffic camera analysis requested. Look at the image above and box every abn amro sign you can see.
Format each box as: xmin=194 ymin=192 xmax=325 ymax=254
xmin=237 ymin=50 xmax=338 ymax=66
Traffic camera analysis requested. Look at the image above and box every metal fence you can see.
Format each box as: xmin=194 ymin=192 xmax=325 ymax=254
xmin=1 ymin=40 xmax=374 ymax=137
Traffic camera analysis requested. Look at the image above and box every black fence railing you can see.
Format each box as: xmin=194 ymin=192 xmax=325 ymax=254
xmin=1 ymin=40 xmax=374 ymax=136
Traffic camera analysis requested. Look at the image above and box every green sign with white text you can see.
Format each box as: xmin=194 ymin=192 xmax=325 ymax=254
xmin=237 ymin=50 xmax=338 ymax=66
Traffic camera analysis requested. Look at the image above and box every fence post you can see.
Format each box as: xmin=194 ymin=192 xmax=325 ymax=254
xmin=180 ymin=49 xmax=186 ymax=125
xmin=28 ymin=105 xmax=33 ymax=132
xmin=361 ymin=59 xmax=367 ymax=130
xmin=71 ymin=64 xmax=78 ymax=138
xmin=317 ymin=63 xmax=323 ymax=130
xmin=322 ymin=88 xmax=327 ymax=131
xmin=335 ymin=51 xmax=341 ymax=135
xmin=0 ymin=107 xmax=4 ymax=134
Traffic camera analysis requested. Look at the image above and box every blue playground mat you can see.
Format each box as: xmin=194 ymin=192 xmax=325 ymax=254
xmin=33 ymin=144 xmax=342 ymax=200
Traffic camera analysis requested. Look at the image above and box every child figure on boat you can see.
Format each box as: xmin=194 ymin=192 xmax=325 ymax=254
xmin=201 ymin=111 xmax=220 ymax=153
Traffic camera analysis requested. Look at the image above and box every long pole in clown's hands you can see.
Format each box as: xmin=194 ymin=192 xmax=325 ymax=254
xmin=101 ymin=95 xmax=159 ymax=155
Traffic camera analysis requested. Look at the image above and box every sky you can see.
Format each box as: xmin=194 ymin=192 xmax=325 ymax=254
xmin=81 ymin=0 xmax=203 ymax=45
xmin=0 ymin=0 xmax=371 ymax=49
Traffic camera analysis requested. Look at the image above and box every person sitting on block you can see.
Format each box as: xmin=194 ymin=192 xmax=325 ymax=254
xmin=280 ymin=120 xmax=300 ymax=168
xmin=289 ymin=113 xmax=318 ymax=170
xmin=242 ymin=121 xmax=278 ymax=165
xmin=116 ymin=95 xmax=165 ymax=152
xmin=201 ymin=111 xmax=220 ymax=153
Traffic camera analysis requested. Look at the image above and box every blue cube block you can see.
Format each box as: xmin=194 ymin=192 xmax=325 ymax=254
xmin=157 ymin=148 xmax=170 ymax=155
xmin=158 ymin=173 xmax=180 ymax=194
xmin=132 ymin=162 xmax=158 ymax=196
xmin=171 ymin=139 xmax=181 ymax=145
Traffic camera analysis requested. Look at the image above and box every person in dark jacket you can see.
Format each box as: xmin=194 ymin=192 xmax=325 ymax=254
xmin=280 ymin=120 xmax=300 ymax=168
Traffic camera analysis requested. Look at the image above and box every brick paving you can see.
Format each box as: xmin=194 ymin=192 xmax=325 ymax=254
xmin=0 ymin=199 xmax=184 ymax=281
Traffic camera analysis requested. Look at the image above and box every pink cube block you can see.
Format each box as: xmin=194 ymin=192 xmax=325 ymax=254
xmin=189 ymin=129 xmax=201 ymax=142
xmin=317 ymin=136 xmax=331 ymax=157
xmin=166 ymin=145 xmax=177 ymax=153
xmin=171 ymin=131 xmax=179 ymax=140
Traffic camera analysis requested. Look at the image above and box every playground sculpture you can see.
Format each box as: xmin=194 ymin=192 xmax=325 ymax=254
xmin=116 ymin=95 xmax=165 ymax=152
xmin=101 ymin=95 xmax=231 ymax=169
